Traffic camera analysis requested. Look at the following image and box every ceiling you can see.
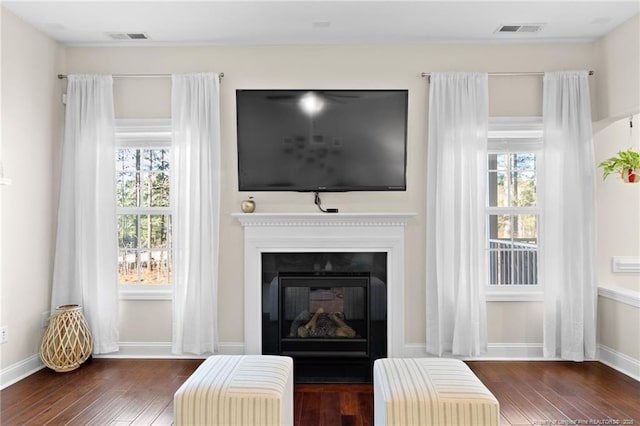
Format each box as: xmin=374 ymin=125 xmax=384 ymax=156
xmin=2 ymin=1 xmax=639 ymax=46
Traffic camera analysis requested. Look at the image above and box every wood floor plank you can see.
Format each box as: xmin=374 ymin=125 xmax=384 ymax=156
xmin=486 ymin=382 xmax=539 ymax=425
xmin=149 ymin=401 xmax=175 ymax=426
xmin=130 ymin=369 xmax=197 ymax=426
xmin=298 ymin=391 xmax=321 ymax=426
xmin=341 ymin=414 xmax=363 ymax=426
xmin=294 ymin=389 xmax=305 ymax=425
xmin=339 ymin=390 xmax=361 ymax=416
xmin=1 ymin=359 xmax=638 ymax=426
xmin=129 ymin=394 xmax=174 ymax=426
xmin=357 ymin=389 xmax=374 ymax=426
xmin=64 ymin=388 xmax=127 ymax=426
xmin=319 ymin=392 xmax=342 ymax=425
xmin=2 ymin=380 xmax=101 ymax=425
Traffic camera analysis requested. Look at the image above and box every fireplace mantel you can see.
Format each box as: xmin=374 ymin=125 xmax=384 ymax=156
xmin=233 ymin=212 xmax=415 ymax=228
xmin=233 ymin=212 xmax=416 ymax=357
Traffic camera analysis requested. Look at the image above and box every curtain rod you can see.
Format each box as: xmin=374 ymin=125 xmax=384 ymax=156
xmin=421 ymin=70 xmax=594 ymax=78
xmin=57 ymin=72 xmax=224 ymax=79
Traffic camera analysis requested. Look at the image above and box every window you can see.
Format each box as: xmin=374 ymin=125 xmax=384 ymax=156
xmin=115 ymin=119 xmax=173 ymax=300
xmin=487 ymin=118 xmax=543 ymax=301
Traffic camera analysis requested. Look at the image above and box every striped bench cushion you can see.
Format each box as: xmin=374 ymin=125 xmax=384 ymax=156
xmin=374 ymin=358 xmax=499 ymax=426
xmin=174 ymin=355 xmax=293 ymax=426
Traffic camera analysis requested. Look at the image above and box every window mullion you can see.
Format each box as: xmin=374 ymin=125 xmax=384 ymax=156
xmin=118 ymin=208 xmax=171 ymax=215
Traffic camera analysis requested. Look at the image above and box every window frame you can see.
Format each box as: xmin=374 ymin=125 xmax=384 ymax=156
xmin=486 ymin=117 xmax=544 ymax=302
xmin=116 ymin=118 xmax=173 ymax=301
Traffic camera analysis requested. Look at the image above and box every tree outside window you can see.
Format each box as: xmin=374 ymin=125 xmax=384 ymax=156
xmin=116 ymin=147 xmax=172 ymax=284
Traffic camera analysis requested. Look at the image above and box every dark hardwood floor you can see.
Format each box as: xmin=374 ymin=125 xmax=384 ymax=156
xmin=1 ymin=358 xmax=638 ymax=425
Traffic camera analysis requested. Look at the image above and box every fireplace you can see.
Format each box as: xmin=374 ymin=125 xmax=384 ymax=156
xmin=234 ymin=212 xmax=415 ymax=380
xmin=261 ymin=253 xmax=387 ymax=382
xmin=278 ymin=273 xmax=370 ymax=355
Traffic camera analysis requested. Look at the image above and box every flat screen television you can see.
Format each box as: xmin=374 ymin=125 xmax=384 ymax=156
xmin=236 ymin=89 xmax=408 ymax=192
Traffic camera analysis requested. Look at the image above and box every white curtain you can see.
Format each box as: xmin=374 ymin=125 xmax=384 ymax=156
xmin=171 ymin=73 xmax=221 ymax=355
xmin=51 ymin=74 xmax=119 ymax=354
xmin=426 ymin=72 xmax=489 ymax=357
xmin=542 ymin=71 xmax=597 ymax=361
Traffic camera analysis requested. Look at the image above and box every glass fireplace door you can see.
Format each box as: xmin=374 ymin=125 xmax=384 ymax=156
xmin=278 ymin=273 xmax=370 ymax=356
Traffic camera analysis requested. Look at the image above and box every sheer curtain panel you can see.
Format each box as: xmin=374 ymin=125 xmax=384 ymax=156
xmin=426 ymin=72 xmax=489 ymax=357
xmin=171 ymin=73 xmax=221 ymax=355
xmin=542 ymin=71 xmax=597 ymax=361
xmin=51 ymin=74 xmax=119 ymax=354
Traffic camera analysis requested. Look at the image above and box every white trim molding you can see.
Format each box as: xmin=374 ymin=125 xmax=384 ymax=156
xmin=485 ymin=290 xmax=544 ymax=302
xmin=402 ymin=343 xmax=556 ymax=360
xmin=598 ymin=285 xmax=640 ymax=308
xmin=119 ymin=286 xmax=172 ymax=300
xmin=611 ymin=256 xmax=640 ymax=273
xmin=0 ymin=354 xmax=44 ymax=390
xmin=93 ymin=342 xmax=246 ymax=359
xmin=233 ymin=212 xmax=415 ymax=358
xmin=598 ymin=344 xmax=640 ymax=382
xmin=233 ymin=212 xmax=415 ymax=228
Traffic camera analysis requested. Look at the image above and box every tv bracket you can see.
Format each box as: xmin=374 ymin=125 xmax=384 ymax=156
xmin=314 ymin=192 xmax=339 ymax=214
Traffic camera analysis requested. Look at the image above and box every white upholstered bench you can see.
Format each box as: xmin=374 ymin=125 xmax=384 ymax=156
xmin=373 ymin=358 xmax=499 ymax=426
xmin=174 ymin=355 xmax=294 ymax=426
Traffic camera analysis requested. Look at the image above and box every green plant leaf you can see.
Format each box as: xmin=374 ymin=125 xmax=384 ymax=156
xmin=597 ymin=148 xmax=640 ymax=180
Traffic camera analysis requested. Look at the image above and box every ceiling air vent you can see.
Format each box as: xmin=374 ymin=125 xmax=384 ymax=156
xmin=495 ymin=24 xmax=545 ymax=34
xmin=107 ymin=32 xmax=150 ymax=41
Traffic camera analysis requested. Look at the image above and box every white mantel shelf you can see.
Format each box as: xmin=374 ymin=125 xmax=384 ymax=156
xmin=234 ymin=211 xmax=416 ymax=357
xmin=232 ymin=212 xmax=415 ymax=227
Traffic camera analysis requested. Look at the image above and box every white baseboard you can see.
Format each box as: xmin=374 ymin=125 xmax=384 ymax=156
xmin=4 ymin=342 xmax=637 ymax=390
xmin=0 ymin=354 xmax=44 ymax=390
xmin=480 ymin=343 xmax=547 ymax=360
xmin=597 ymin=344 xmax=640 ymax=381
xmin=93 ymin=341 xmax=246 ymax=359
xmin=401 ymin=343 xmax=551 ymax=360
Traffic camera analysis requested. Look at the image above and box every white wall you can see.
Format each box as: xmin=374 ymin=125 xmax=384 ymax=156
xmin=0 ymin=7 xmax=65 ymax=372
xmin=592 ymin=13 xmax=640 ymax=369
xmin=594 ymin=115 xmax=640 ymax=292
xmin=594 ymin=14 xmax=640 ymax=122
xmin=594 ymin=114 xmax=640 ymax=364
xmin=65 ymin=43 xmax=595 ymax=349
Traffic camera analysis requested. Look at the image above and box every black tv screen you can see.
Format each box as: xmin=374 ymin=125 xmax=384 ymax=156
xmin=236 ymin=90 xmax=408 ymax=192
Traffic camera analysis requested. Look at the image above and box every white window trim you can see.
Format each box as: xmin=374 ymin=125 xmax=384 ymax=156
xmin=486 ymin=117 xmax=543 ymax=302
xmin=116 ymin=118 xmax=173 ymax=301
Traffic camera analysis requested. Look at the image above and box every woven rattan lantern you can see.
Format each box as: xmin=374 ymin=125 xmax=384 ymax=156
xmin=40 ymin=304 xmax=93 ymax=372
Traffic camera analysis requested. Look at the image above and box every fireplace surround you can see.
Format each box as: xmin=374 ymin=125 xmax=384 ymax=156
xmin=234 ymin=213 xmax=415 ymax=373
xmin=261 ymin=254 xmax=387 ymax=382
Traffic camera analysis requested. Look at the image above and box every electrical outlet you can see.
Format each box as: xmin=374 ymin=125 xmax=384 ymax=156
xmin=41 ymin=311 xmax=51 ymax=329
xmin=0 ymin=326 xmax=7 ymax=344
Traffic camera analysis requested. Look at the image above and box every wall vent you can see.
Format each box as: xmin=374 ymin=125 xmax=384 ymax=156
xmin=495 ymin=24 xmax=545 ymax=34
xmin=107 ymin=32 xmax=150 ymax=40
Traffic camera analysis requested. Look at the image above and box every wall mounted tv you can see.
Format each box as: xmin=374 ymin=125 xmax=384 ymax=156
xmin=236 ymin=89 xmax=408 ymax=192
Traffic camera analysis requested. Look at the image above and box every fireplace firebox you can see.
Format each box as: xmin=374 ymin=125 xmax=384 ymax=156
xmin=262 ymin=252 xmax=387 ymax=383
xmin=279 ymin=273 xmax=370 ymax=356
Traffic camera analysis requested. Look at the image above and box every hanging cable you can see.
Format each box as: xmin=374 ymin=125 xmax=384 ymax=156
xmin=314 ymin=191 xmax=338 ymax=213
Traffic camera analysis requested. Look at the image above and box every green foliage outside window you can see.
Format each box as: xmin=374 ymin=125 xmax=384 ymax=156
xmin=116 ymin=148 xmax=172 ymax=284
